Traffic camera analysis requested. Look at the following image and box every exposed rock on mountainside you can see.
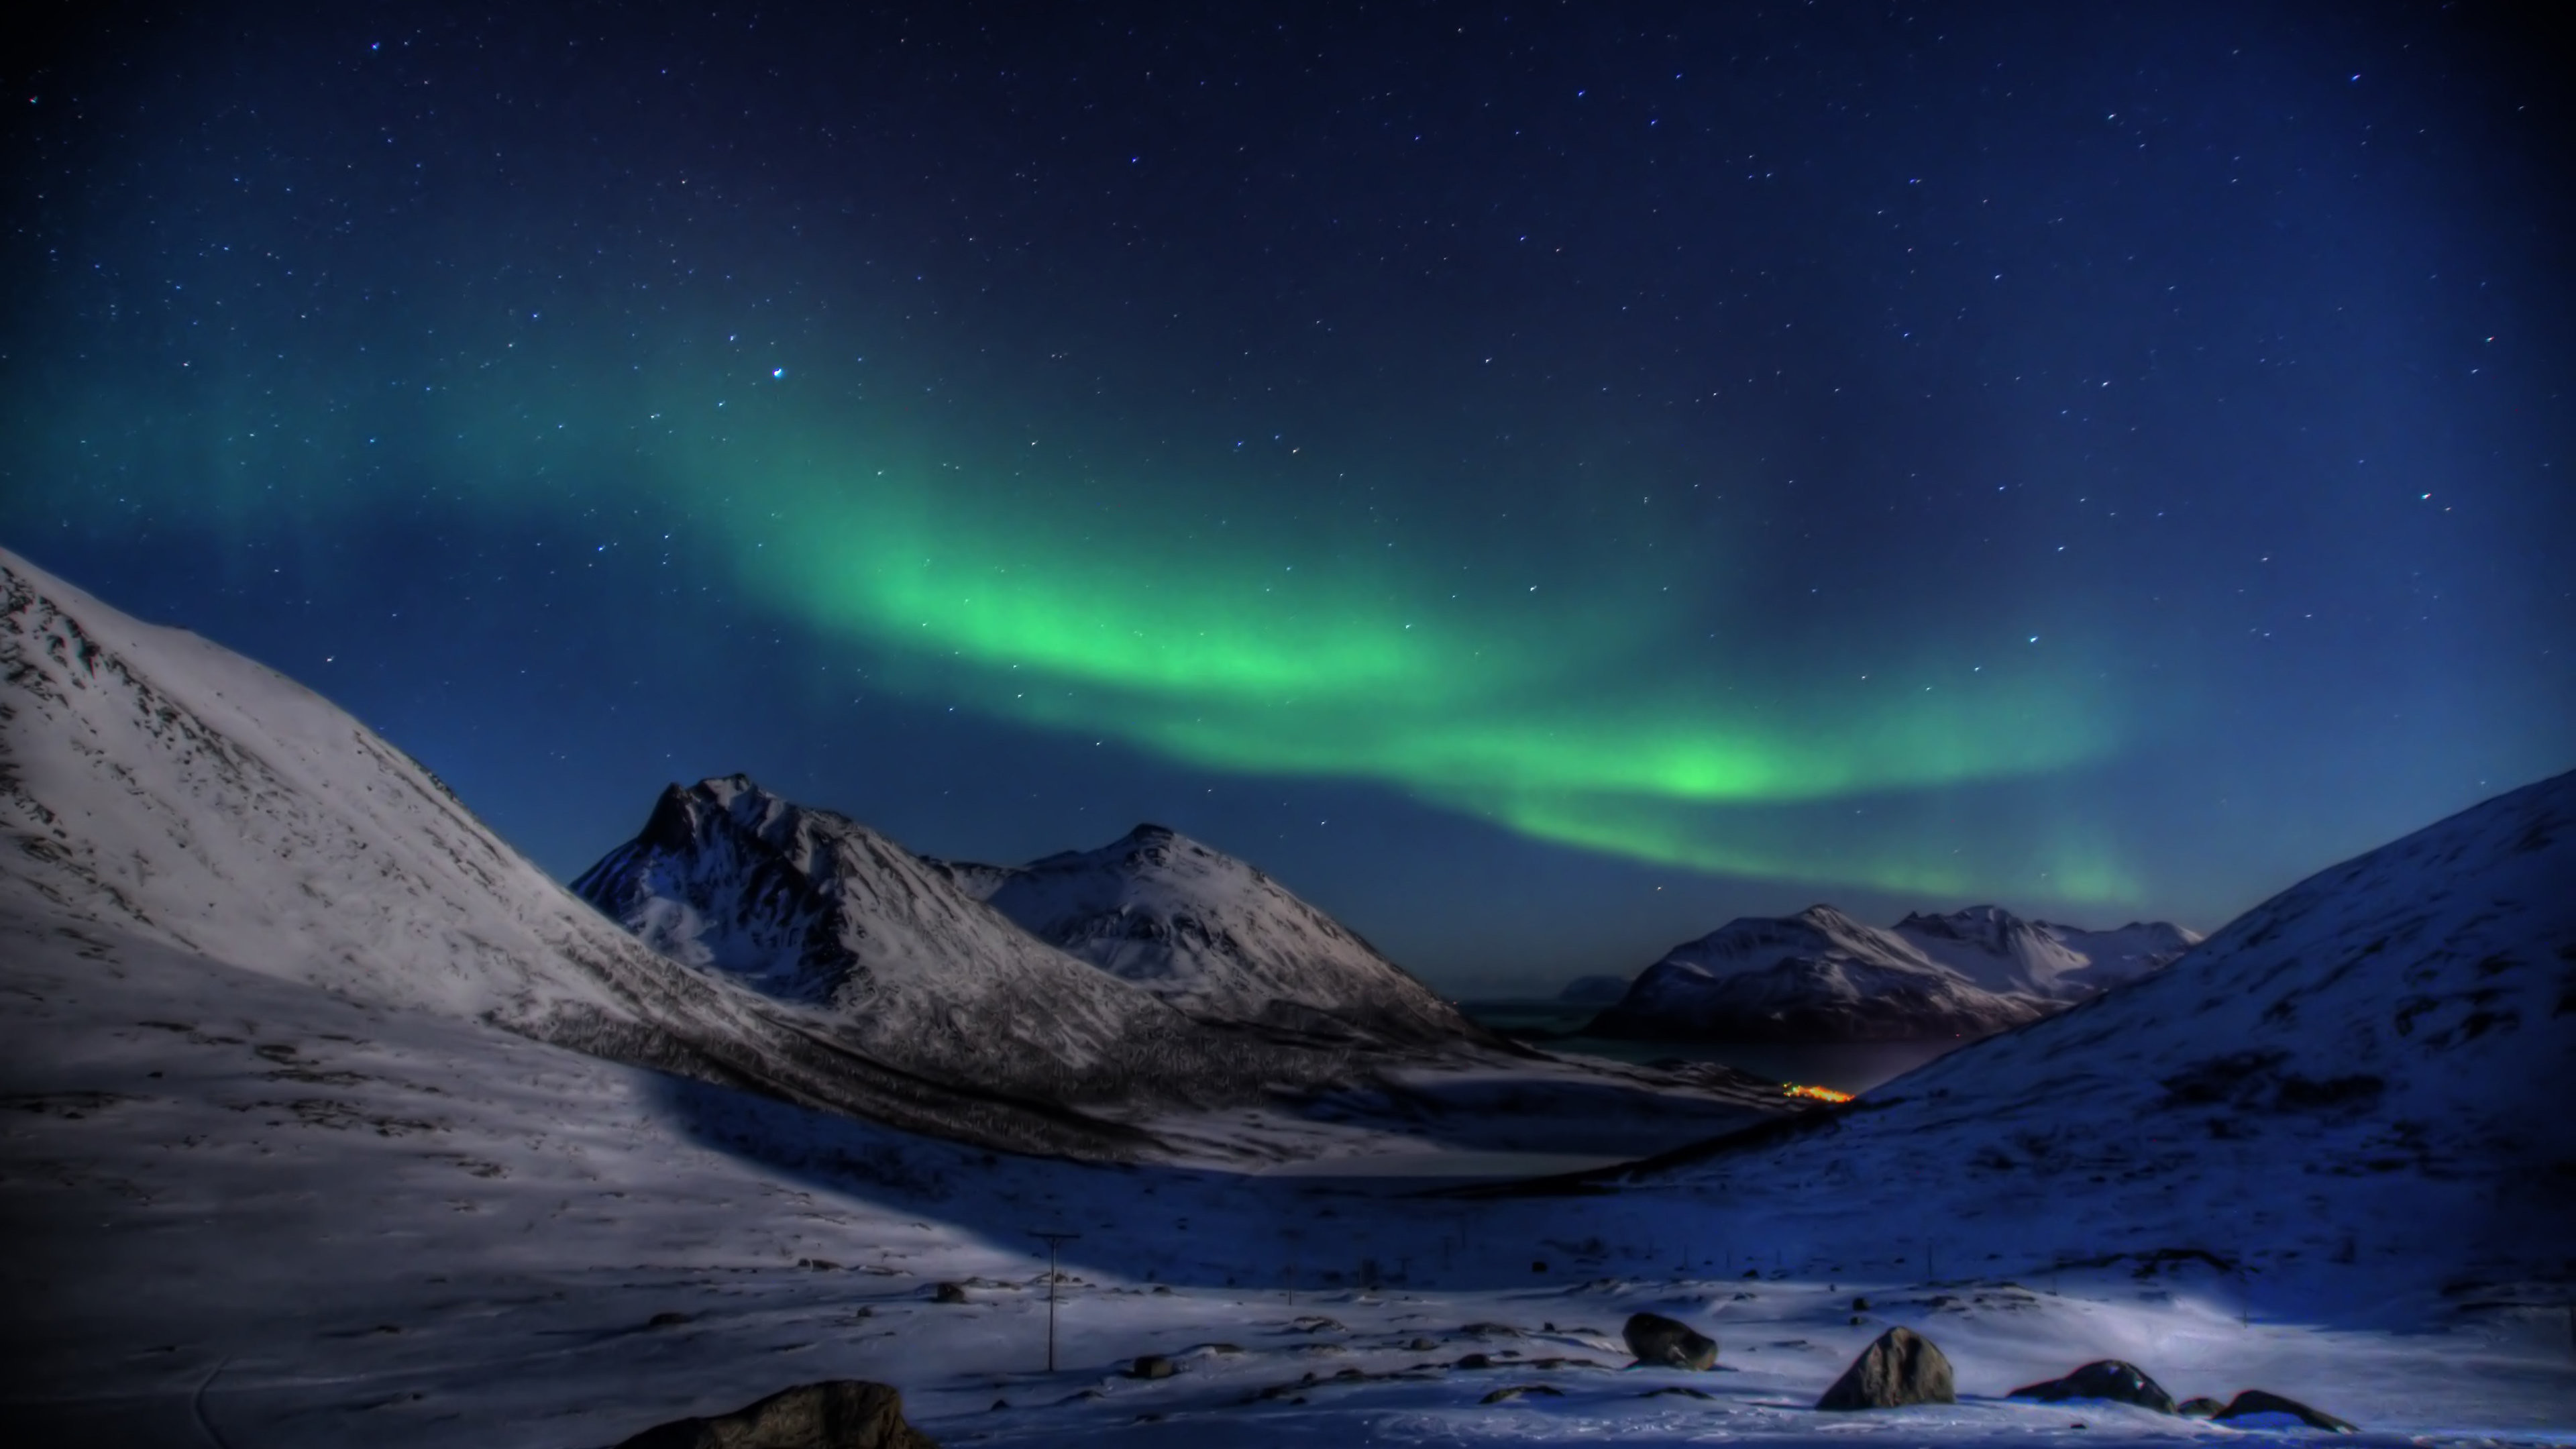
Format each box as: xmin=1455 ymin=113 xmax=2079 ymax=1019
xmin=936 ymin=822 xmax=1483 ymax=1047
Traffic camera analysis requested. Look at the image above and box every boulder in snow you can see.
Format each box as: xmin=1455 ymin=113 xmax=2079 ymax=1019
xmin=612 ymin=1380 xmax=937 ymax=1448
xmin=2008 ymin=1360 xmax=2179 ymax=1413
xmin=1815 ymin=1326 xmax=1955 ymax=1411
xmin=2213 ymin=1389 xmax=2357 ymax=1432
xmin=1621 ymin=1311 xmax=1717 ymax=1370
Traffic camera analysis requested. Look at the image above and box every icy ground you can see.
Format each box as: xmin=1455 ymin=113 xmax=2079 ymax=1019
xmin=5 ymin=920 xmax=2568 ymax=1447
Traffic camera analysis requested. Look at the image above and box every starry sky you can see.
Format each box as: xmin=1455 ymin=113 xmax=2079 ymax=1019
xmin=5 ymin=3 xmax=2569 ymax=994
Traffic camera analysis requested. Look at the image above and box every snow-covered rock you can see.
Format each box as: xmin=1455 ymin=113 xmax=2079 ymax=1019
xmin=1587 ymin=905 xmax=2051 ymax=1042
xmin=936 ymin=822 xmax=1482 ymax=1046
xmin=1893 ymin=905 xmax=2199 ymax=1001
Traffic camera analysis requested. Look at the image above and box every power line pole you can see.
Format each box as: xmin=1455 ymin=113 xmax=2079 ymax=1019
xmin=1027 ymin=1230 xmax=1081 ymax=1375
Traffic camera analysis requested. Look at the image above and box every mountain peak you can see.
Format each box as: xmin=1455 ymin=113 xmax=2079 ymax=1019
xmin=971 ymin=821 xmax=1476 ymax=1046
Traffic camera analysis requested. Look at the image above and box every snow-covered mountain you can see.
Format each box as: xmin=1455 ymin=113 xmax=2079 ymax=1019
xmin=1597 ymin=770 xmax=2576 ymax=1301
xmin=574 ymin=780 xmax=1177 ymax=1057
xmin=2041 ymin=916 xmax=2203 ymax=978
xmin=933 ymin=822 xmax=1483 ymax=1046
xmin=570 ymin=779 xmax=1474 ymax=1108
xmin=1586 ymin=904 xmax=2053 ymax=1042
xmin=0 ymin=547 xmax=1159 ymax=1157
xmin=1893 ymin=904 xmax=2200 ymax=1000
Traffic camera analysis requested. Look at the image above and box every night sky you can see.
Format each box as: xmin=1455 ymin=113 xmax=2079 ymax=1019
xmin=6 ymin=3 xmax=2569 ymax=994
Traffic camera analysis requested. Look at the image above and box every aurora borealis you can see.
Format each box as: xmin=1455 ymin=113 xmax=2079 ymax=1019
xmin=5 ymin=4 xmax=2568 ymax=989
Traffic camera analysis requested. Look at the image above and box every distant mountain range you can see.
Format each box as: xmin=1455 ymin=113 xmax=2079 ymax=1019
xmin=1570 ymin=765 xmax=2576 ymax=1305
xmin=1582 ymin=904 xmax=2200 ymax=1043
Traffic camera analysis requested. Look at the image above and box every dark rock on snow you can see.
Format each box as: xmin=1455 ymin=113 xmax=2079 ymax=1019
xmin=1480 ymin=1384 xmax=1564 ymax=1404
xmin=1815 ymin=1326 xmax=1956 ymax=1411
xmin=614 ymin=1381 xmax=936 ymax=1449
xmin=1128 ymin=1354 xmax=1177 ymax=1380
xmin=1622 ymin=1311 xmax=1719 ymax=1370
xmin=2214 ymin=1389 xmax=2358 ymax=1432
xmin=2008 ymin=1360 xmax=2180 ymax=1414
xmin=930 ymin=1282 xmax=968 ymax=1304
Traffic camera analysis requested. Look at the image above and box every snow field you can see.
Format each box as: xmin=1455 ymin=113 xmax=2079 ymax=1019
xmin=5 ymin=921 xmax=2569 ymax=1447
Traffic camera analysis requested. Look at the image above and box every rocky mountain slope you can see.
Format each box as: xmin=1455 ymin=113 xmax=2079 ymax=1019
xmin=934 ymin=822 xmax=1482 ymax=1046
xmin=1585 ymin=904 xmax=2055 ymax=1042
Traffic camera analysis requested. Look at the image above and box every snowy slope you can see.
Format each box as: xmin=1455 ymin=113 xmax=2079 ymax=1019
xmin=1587 ymin=906 xmax=2051 ymax=1042
xmin=7 ymin=910 xmax=2568 ymax=1448
xmin=940 ymin=823 xmax=1484 ymax=1046
xmin=1591 ymin=770 xmax=2576 ymax=1305
xmin=1894 ymin=906 xmax=2199 ymax=1000
xmin=0 ymin=547 xmax=1161 ymax=1157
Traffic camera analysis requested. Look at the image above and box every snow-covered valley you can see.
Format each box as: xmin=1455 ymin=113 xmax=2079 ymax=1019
xmin=4 ymin=543 xmax=2573 ymax=1446
xmin=6 ymin=912 xmax=2571 ymax=1446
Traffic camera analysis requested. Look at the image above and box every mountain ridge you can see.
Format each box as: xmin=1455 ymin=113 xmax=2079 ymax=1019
xmin=1582 ymin=899 xmax=2200 ymax=1043
xmin=934 ymin=819 xmax=1488 ymax=1048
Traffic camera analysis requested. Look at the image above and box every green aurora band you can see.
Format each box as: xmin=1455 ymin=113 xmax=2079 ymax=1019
xmin=19 ymin=354 xmax=2141 ymax=903
xmin=708 ymin=434 xmax=2137 ymax=901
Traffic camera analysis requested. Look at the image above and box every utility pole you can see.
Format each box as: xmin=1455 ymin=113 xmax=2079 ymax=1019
xmin=1027 ymin=1230 xmax=1081 ymax=1375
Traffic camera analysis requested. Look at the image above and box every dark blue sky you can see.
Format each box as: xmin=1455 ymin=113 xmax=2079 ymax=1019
xmin=6 ymin=2 xmax=2568 ymax=992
